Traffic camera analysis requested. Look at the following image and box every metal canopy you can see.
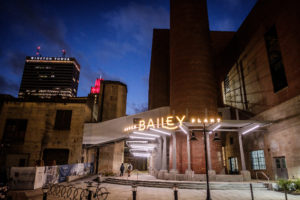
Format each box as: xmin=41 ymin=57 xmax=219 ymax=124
xmin=83 ymin=105 xmax=270 ymax=146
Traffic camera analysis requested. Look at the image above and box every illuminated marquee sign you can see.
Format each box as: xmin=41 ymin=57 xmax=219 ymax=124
xmin=124 ymin=115 xmax=221 ymax=132
xmin=29 ymin=56 xmax=71 ymax=61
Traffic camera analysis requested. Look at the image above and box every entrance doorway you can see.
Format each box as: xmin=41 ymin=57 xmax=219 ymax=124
xmin=43 ymin=148 xmax=69 ymax=166
xmin=274 ymin=157 xmax=288 ymax=180
xmin=229 ymin=157 xmax=239 ymax=174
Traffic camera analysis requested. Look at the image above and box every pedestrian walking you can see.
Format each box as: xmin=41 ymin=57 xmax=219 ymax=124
xmin=120 ymin=163 xmax=124 ymax=176
xmin=127 ymin=163 xmax=133 ymax=177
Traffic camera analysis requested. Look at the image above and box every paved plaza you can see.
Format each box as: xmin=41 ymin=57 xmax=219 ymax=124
xmin=10 ymin=174 xmax=300 ymax=200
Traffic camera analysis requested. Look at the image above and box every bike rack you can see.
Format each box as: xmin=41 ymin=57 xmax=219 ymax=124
xmin=48 ymin=182 xmax=109 ymax=200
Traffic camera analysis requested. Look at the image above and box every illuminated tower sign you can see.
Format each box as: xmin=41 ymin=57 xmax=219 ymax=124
xmin=90 ymin=78 xmax=104 ymax=94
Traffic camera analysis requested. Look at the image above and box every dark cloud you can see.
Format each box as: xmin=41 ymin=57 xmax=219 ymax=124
xmin=211 ymin=18 xmax=236 ymax=31
xmin=0 ymin=75 xmax=19 ymax=96
xmin=4 ymin=0 xmax=69 ymax=51
xmin=103 ymin=3 xmax=169 ymax=50
xmin=4 ymin=52 xmax=27 ymax=75
xmin=128 ymin=102 xmax=148 ymax=115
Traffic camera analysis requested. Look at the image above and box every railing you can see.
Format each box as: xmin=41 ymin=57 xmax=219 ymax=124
xmin=256 ymin=171 xmax=270 ymax=183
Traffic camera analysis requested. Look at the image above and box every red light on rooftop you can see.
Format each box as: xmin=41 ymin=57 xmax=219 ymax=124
xmin=37 ymin=46 xmax=41 ymax=50
xmin=90 ymin=78 xmax=104 ymax=94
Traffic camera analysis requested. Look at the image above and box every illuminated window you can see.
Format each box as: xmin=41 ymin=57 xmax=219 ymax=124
xmin=264 ymin=25 xmax=288 ymax=92
xmin=54 ymin=110 xmax=72 ymax=130
xmin=224 ymin=75 xmax=230 ymax=94
xmin=3 ymin=119 xmax=27 ymax=144
xmin=222 ymin=146 xmax=226 ymax=167
xmin=251 ymin=150 xmax=266 ymax=170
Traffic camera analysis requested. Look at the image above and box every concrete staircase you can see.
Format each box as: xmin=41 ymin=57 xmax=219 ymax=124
xmin=103 ymin=178 xmax=268 ymax=190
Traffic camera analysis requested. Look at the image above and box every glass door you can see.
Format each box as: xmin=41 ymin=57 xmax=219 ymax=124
xmin=229 ymin=157 xmax=239 ymax=174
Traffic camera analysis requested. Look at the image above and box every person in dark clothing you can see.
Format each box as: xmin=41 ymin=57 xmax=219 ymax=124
xmin=120 ymin=163 xmax=124 ymax=176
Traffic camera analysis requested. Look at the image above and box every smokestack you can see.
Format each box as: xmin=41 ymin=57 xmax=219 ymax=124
xmin=170 ymin=0 xmax=218 ymax=119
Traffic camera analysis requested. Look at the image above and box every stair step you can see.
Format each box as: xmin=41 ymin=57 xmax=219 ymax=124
xmin=102 ymin=178 xmax=268 ymax=190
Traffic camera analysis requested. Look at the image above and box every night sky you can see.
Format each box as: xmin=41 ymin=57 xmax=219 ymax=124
xmin=0 ymin=0 xmax=257 ymax=115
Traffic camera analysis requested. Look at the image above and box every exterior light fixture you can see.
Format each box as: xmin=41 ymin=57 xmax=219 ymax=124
xmin=197 ymin=118 xmax=201 ymax=123
xmin=213 ymin=132 xmax=221 ymax=141
xmin=130 ymin=144 xmax=156 ymax=149
xmin=204 ymin=119 xmax=208 ymax=123
xmin=130 ymin=148 xmax=152 ymax=153
xmin=149 ymin=128 xmax=171 ymax=136
xmin=126 ymin=140 xmax=148 ymax=144
xmin=212 ymin=124 xmax=221 ymax=131
xmin=190 ymin=131 xmax=197 ymax=141
xmin=129 ymin=136 xmax=156 ymax=140
xmin=191 ymin=118 xmax=195 ymax=123
xmin=210 ymin=118 xmax=215 ymax=123
xmin=179 ymin=126 xmax=188 ymax=134
xmin=132 ymin=132 xmax=160 ymax=138
xmin=129 ymin=144 xmax=156 ymax=152
xmin=242 ymin=125 xmax=260 ymax=135
xmin=132 ymin=153 xmax=151 ymax=157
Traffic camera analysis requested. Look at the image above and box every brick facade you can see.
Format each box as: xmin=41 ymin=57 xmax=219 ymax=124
xmin=149 ymin=0 xmax=300 ymax=179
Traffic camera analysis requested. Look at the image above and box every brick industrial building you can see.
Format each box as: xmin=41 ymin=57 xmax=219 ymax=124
xmin=71 ymin=0 xmax=300 ymax=181
xmin=146 ymin=0 xmax=300 ymax=180
xmin=0 ymin=56 xmax=127 ymax=181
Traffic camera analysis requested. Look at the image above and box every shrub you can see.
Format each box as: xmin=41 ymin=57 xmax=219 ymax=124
xmin=278 ymin=179 xmax=292 ymax=191
xmin=294 ymin=179 xmax=300 ymax=190
xmin=277 ymin=179 xmax=300 ymax=191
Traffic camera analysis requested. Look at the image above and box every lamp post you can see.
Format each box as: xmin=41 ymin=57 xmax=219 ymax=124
xmin=42 ymin=185 xmax=49 ymax=200
xmin=173 ymin=184 xmax=178 ymax=200
xmin=203 ymin=123 xmax=211 ymax=200
xmin=189 ymin=118 xmax=221 ymax=200
xmin=132 ymin=184 xmax=137 ymax=200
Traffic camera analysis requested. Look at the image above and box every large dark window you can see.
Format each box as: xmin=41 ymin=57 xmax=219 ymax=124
xmin=43 ymin=148 xmax=69 ymax=166
xmin=2 ymin=119 xmax=27 ymax=144
xmin=264 ymin=25 xmax=288 ymax=92
xmin=54 ymin=110 xmax=72 ymax=130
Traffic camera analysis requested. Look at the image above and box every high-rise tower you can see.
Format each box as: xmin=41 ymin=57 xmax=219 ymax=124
xmin=170 ymin=0 xmax=218 ymax=118
xmin=19 ymin=56 xmax=80 ymax=98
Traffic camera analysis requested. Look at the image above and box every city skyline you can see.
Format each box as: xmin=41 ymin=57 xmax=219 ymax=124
xmin=0 ymin=0 xmax=257 ymax=114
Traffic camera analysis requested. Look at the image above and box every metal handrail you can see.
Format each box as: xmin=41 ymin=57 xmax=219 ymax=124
xmin=256 ymin=171 xmax=269 ymax=183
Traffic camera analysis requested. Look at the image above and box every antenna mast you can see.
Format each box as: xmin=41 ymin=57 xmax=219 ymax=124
xmin=36 ymin=46 xmax=41 ymax=57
